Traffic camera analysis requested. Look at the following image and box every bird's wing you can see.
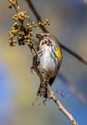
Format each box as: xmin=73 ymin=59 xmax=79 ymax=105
xmin=55 ymin=47 xmax=62 ymax=61
xmin=51 ymin=45 xmax=62 ymax=62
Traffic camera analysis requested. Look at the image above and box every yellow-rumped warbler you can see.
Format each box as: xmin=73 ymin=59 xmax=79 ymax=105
xmin=33 ymin=33 xmax=62 ymax=98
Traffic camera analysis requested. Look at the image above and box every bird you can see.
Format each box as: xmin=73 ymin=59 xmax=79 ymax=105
xmin=33 ymin=33 xmax=62 ymax=98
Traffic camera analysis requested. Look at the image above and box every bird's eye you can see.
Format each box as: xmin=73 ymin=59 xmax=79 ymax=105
xmin=42 ymin=42 xmax=44 ymax=45
xmin=44 ymin=35 xmax=47 ymax=37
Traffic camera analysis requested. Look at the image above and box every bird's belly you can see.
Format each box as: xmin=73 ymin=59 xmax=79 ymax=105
xmin=39 ymin=52 xmax=59 ymax=77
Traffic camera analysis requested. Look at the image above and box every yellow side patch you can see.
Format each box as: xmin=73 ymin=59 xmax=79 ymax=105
xmin=55 ymin=48 xmax=62 ymax=60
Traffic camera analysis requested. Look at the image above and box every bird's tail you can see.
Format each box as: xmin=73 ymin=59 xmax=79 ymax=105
xmin=37 ymin=81 xmax=48 ymax=98
xmin=37 ymin=77 xmax=56 ymax=98
xmin=49 ymin=77 xmax=56 ymax=86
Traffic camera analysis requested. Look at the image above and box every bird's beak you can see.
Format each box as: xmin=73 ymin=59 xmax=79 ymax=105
xmin=36 ymin=34 xmax=43 ymax=40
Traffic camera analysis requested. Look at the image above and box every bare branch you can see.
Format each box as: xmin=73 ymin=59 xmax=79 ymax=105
xmin=47 ymin=84 xmax=78 ymax=125
xmin=25 ymin=0 xmax=48 ymax=33
xmin=59 ymin=43 xmax=87 ymax=65
xmin=58 ymin=74 xmax=87 ymax=104
xmin=25 ymin=0 xmax=87 ymax=65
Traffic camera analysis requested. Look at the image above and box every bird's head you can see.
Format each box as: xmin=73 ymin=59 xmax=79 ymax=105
xmin=36 ymin=33 xmax=52 ymax=41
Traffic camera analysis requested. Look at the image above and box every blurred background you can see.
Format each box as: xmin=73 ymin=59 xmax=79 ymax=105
xmin=0 ymin=0 xmax=87 ymax=125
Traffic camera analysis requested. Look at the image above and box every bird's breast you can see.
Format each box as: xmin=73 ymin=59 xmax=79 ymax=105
xmin=37 ymin=46 xmax=59 ymax=77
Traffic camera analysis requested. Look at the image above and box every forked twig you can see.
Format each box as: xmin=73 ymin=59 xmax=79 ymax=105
xmin=25 ymin=0 xmax=87 ymax=65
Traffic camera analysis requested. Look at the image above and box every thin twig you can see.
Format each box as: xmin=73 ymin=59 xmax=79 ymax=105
xmin=47 ymin=84 xmax=78 ymax=125
xmin=25 ymin=0 xmax=48 ymax=33
xmin=59 ymin=73 xmax=87 ymax=104
xmin=60 ymin=43 xmax=87 ymax=65
xmin=25 ymin=0 xmax=87 ymax=65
